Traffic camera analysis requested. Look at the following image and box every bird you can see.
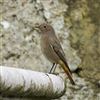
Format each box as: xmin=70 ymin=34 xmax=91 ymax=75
xmin=35 ymin=23 xmax=75 ymax=85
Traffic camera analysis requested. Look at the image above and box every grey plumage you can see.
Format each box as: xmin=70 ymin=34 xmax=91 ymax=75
xmin=37 ymin=23 xmax=75 ymax=85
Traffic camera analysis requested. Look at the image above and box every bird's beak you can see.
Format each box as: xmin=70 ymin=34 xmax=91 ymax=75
xmin=34 ymin=23 xmax=40 ymax=31
xmin=34 ymin=23 xmax=41 ymax=34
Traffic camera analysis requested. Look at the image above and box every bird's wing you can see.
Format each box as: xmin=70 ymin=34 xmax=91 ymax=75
xmin=50 ymin=37 xmax=72 ymax=74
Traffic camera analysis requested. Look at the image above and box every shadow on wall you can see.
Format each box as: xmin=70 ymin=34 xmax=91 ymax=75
xmin=65 ymin=0 xmax=100 ymax=85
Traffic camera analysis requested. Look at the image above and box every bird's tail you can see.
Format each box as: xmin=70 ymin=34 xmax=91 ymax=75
xmin=59 ymin=60 xmax=75 ymax=85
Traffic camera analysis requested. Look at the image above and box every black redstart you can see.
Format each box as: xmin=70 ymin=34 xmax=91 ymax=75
xmin=36 ymin=23 xmax=75 ymax=85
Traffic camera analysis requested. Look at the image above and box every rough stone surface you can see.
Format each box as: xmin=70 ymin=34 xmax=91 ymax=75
xmin=0 ymin=0 xmax=100 ymax=100
xmin=65 ymin=0 xmax=100 ymax=89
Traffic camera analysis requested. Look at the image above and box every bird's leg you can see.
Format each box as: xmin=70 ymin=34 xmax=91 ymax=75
xmin=52 ymin=63 xmax=57 ymax=74
xmin=49 ymin=63 xmax=57 ymax=74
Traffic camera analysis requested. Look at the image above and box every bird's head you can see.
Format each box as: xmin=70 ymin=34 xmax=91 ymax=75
xmin=35 ymin=23 xmax=54 ymax=34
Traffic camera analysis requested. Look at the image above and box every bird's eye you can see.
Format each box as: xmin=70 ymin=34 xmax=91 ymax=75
xmin=43 ymin=25 xmax=46 ymax=28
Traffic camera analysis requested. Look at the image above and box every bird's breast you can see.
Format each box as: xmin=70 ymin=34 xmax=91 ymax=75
xmin=40 ymin=35 xmax=59 ymax=63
